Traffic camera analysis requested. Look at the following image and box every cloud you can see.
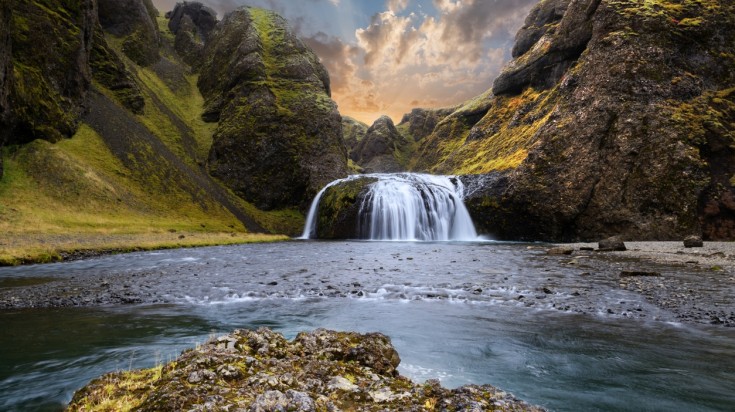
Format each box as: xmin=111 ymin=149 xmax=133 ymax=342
xmin=327 ymin=0 xmax=536 ymax=123
xmin=386 ymin=0 xmax=409 ymax=13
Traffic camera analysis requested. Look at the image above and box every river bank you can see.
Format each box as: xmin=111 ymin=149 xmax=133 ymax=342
xmin=548 ymin=241 xmax=735 ymax=326
xmin=0 ymin=231 xmax=288 ymax=266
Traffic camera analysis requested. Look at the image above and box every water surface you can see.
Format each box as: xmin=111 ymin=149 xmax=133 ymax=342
xmin=1 ymin=241 xmax=733 ymax=411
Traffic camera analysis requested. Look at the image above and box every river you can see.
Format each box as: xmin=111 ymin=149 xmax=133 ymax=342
xmin=1 ymin=241 xmax=734 ymax=411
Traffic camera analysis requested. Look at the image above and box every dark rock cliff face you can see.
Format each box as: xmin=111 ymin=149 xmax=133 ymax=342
xmin=0 ymin=0 xmax=9 ymax=178
xmin=351 ymin=115 xmax=406 ymax=173
xmin=342 ymin=116 xmax=368 ymax=158
xmin=399 ymin=107 xmax=455 ymax=143
xmin=200 ymin=7 xmax=348 ymax=210
xmin=97 ymin=0 xmax=160 ymax=66
xmin=424 ymin=0 xmax=735 ymax=241
xmin=2 ymin=0 xmax=96 ymax=147
xmin=90 ymin=23 xmax=145 ymax=113
xmin=167 ymin=1 xmax=217 ymax=67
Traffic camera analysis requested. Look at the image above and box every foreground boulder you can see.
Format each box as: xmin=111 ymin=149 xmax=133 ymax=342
xmin=67 ymin=328 xmax=544 ymax=411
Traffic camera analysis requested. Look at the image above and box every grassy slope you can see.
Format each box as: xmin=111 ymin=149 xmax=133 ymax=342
xmin=0 ymin=17 xmax=302 ymax=265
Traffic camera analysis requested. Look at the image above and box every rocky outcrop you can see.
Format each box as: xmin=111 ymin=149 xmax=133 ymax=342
xmin=493 ymin=0 xmax=598 ymax=94
xmin=342 ymin=116 xmax=368 ymax=157
xmin=201 ymin=7 xmax=347 ymax=210
xmin=2 ymin=0 xmax=96 ymax=146
xmin=166 ymin=2 xmax=217 ymax=66
xmin=67 ymin=328 xmax=544 ymax=411
xmin=399 ymin=107 xmax=455 ymax=142
xmin=424 ymin=0 xmax=735 ymax=241
xmin=313 ymin=176 xmax=377 ymax=239
xmin=0 ymin=0 xmax=11 ymax=178
xmin=167 ymin=1 xmax=217 ymax=39
xmin=98 ymin=0 xmax=160 ymax=66
xmin=90 ymin=24 xmax=145 ymax=113
xmin=352 ymin=116 xmax=407 ymax=173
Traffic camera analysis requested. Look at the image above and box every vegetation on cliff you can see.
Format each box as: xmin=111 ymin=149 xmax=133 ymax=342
xmin=404 ymin=0 xmax=735 ymax=241
xmin=200 ymin=7 xmax=348 ymax=211
xmin=1 ymin=1 xmax=327 ymax=265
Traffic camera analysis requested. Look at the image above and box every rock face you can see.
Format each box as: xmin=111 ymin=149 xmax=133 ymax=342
xmin=201 ymin=7 xmax=348 ymax=210
xmin=313 ymin=176 xmax=377 ymax=239
xmin=67 ymin=328 xmax=544 ymax=411
xmin=421 ymin=0 xmax=735 ymax=241
xmin=167 ymin=1 xmax=217 ymax=66
xmin=399 ymin=107 xmax=455 ymax=143
xmin=167 ymin=1 xmax=217 ymax=40
xmin=97 ymin=0 xmax=160 ymax=66
xmin=342 ymin=116 xmax=368 ymax=158
xmin=1 ymin=0 xmax=96 ymax=147
xmin=351 ymin=115 xmax=407 ymax=173
xmin=89 ymin=23 xmax=145 ymax=113
xmin=0 ymin=0 xmax=10 ymax=178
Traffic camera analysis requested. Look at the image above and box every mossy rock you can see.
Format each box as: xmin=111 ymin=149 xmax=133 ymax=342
xmin=201 ymin=7 xmax=348 ymax=211
xmin=67 ymin=328 xmax=544 ymax=412
xmin=314 ymin=176 xmax=377 ymax=239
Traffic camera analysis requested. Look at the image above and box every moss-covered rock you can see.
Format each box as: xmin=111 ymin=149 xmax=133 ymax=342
xmin=314 ymin=176 xmax=377 ymax=239
xmin=2 ymin=0 xmax=96 ymax=147
xmin=67 ymin=328 xmax=544 ymax=412
xmin=200 ymin=7 xmax=348 ymax=210
xmin=89 ymin=23 xmax=145 ymax=113
xmin=342 ymin=115 xmax=368 ymax=158
xmin=166 ymin=2 xmax=218 ymax=67
xmin=98 ymin=0 xmax=160 ymax=66
xmin=352 ymin=115 xmax=408 ymax=173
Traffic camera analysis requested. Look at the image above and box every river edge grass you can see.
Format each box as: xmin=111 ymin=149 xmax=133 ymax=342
xmin=0 ymin=232 xmax=290 ymax=266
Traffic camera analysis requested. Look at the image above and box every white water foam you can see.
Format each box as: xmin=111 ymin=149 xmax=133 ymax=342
xmin=301 ymin=173 xmax=479 ymax=241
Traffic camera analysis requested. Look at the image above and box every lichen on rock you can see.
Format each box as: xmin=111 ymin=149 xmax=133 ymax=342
xmin=67 ymin=328 xmax=544 ymax=412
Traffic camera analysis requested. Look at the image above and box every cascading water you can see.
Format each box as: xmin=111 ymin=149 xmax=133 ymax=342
xmin=300 ymin=173 xmax=479 ymax=241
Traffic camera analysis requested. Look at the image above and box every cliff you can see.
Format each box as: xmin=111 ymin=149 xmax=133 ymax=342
xmin=200 ymin=7 xmax=348 ymax=210
xmin=0 ymin=0 xmax=337 ymax=244
xmin=411 ymin=0 xmax=735 ymax=241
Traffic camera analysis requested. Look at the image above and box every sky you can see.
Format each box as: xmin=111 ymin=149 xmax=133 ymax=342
xmin=152 ymin=0 xmax=537 ymax=124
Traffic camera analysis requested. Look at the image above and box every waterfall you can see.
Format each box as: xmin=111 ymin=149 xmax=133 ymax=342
xmin=300 ymin=173 xmax=479 ymax=241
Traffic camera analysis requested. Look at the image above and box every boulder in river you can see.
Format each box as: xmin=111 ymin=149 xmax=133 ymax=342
xmin=598 ymin=237 xmax=627 ymax=252
xmin=66 ymin=328 xmax=545 ymax=411
xmin=683 ymin=236 xmax=704 ymax=248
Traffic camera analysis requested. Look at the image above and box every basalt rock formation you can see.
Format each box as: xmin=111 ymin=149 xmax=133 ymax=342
xmin=97 ymin=0 xmax=160 ymax=66
xmin=67 ymin=328 xmax=544 ymax=411
xmin=342 ymin=116 xmax=368 ymax=159
xmin=166 ymin=1 xmax=217 ymax=66
xmin=201 ymin=7 xmax=348 ymax=210
xmin=1 ymin=0 xmax=95 ymax=148
xmin=351 ymin=115 xmax=407 ymax=173
xmin=412 ymin=0 xmax=735 ymax=241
